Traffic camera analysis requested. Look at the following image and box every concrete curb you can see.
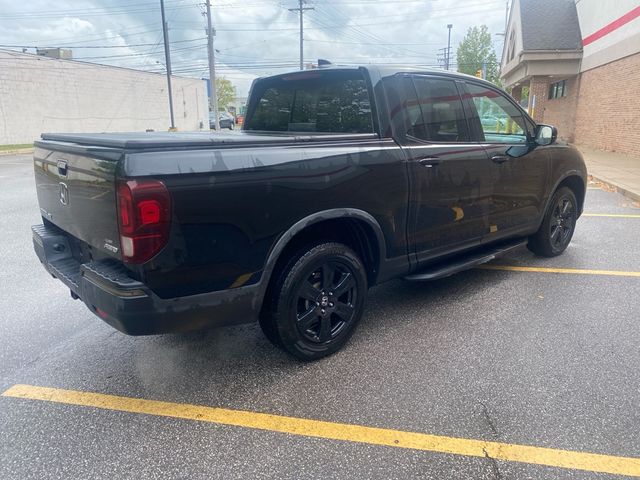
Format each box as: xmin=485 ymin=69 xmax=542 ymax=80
xmin=0 ymin=148 xmax=34 ymax=156
xmin=588 ymin=174 xmax=640 ymax=203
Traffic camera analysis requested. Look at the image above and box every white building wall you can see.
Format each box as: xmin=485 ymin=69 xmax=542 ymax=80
xmin=576 ymin=0 xmax=640 ymax=71
xmin=0 ymin=49 xmax=209 ymax=145
xmin=501 ymin=0 xmax=524 ymax=73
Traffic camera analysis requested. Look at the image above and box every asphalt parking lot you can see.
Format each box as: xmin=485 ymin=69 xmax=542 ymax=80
xmin=1 ymin=152 xmax=639 ymax=479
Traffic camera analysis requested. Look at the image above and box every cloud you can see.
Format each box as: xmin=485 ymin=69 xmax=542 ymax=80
xmin=0 ymin=0 xmax=507 ymax=97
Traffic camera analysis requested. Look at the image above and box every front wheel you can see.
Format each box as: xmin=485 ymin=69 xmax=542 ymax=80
xmin=259 ymin=242 xmax=367 ymax=361
xmin=527 ymin=186 xmax=578 ymax=257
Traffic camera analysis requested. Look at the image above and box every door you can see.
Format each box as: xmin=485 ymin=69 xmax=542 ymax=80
xmin=464 ymin=81 xmax=549 ymax=237
xmin=393 ymin=75 xmax=494 ymax=264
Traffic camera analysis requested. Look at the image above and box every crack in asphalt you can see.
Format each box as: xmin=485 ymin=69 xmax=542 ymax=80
xmin=480 ymin=400 xmax=499 ymax=437
xmin=483 ymin=447 xmax=504 ymax=480
xmin=479 ymin=401 xmax=502 ymax=479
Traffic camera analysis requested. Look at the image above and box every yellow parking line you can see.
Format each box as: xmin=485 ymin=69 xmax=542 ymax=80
xmin=478 ymin=265 xmax=640 ymax=277
xmin=3 ymin=384 xmax=640 ymax=477
xmin=582 ymin=213 xmax=640 ymax=218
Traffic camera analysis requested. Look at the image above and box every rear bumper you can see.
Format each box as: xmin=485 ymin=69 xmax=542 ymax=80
xmin=32 ymin=223 xmax=259 ymax=335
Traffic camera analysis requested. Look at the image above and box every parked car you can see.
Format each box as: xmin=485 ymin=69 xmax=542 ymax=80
xmin=209 ymin=110 xmax=234 ymax=130
xmin=31 ymin=66 xmax=586 ymax=360
xmin=480 ymin=114 xmax=506 ymax=131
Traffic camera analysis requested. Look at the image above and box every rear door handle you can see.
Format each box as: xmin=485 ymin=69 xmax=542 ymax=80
xmin=491 ymin=155 xmax=509 ymax=164
xmin=418 ymin=157 xmax=440 ymax=168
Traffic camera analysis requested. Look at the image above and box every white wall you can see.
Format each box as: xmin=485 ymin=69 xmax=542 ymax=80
xmin=501 ymin=0 xmax=524 ymax=74
xmin=0 ymin=49 xmax=209 ymax=145
xmin=576 ymin=0 xmax=640 ymax=71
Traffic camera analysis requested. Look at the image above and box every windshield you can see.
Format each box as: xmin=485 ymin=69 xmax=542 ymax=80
xmin=243 ymin=69 xmax=374 ymax=134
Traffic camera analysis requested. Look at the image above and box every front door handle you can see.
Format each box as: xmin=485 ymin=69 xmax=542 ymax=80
xmin=418 ymin=157 xmax=440 ymax=168
xmin=491 ymin=155 xmax=509 ymax=164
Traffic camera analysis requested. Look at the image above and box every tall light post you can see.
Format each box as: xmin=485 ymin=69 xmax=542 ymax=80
xmin=446 ymin=23 xmax=453 ymax=70
xmin=159 ymin=0 xmax=176 ymax=130
xmin=205 ymin=0 xmax=219 ymax=131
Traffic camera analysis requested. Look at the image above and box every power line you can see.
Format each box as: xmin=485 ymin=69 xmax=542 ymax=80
xmin=0 ymin=38 xmax=206 ymax=50
xmin=0 ymin=0 xmax=186 ymax=16
xmin=0 ymin=2 xmax=200 ymax=19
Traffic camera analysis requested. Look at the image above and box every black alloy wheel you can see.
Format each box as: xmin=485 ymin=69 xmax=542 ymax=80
xmin=549 ymin=195 xmax=575 ymax=251
xmin=294 ymin=260 xmax=358 ymax=344
xmin=528 ymin=186 xmax=578 ymax=257
xmin=260 ymin=242 xmax=367 ymax=361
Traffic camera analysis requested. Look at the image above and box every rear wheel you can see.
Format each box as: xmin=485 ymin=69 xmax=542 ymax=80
xmin=527 ymin=187 xmax=577 ymax=257
xmin=259 ymin=242 xmax=367 ymax=361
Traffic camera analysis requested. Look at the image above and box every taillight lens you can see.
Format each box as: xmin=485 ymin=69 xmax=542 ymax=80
xmin=116 ymin=179 xmax=171 ymax=264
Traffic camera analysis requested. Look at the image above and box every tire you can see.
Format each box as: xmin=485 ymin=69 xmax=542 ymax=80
xmin=228 ymin=123 xmax=234 ymax=130
xmin=527 ymin=186 xmax=578 ymax=257
xmin=259 ymin=242 xmax=367 ymax=361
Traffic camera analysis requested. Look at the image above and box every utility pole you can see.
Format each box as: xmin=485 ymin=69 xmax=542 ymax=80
xmin=289 ymin=0 xmax=314 ymax=70
xmin=205 ymin=0 xmax=219 ymax=130
xmin=159 ymin=0 xmax=176 ymax=131
xmin=446 ymin=23 xmax=453 ymax=70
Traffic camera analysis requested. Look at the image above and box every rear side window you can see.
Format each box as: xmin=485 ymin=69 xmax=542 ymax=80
xmin=244 ymin=70 xmax=374 ymax=134
xmin=409 ymin=77 xmax=469 ymax=142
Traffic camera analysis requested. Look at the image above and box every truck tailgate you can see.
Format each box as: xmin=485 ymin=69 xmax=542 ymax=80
xmin=34 ymin=144 xmax=122 ymax=258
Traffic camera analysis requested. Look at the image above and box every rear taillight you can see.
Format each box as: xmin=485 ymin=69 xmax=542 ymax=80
xmin=116 ymin=179 xmax=171 ymax=264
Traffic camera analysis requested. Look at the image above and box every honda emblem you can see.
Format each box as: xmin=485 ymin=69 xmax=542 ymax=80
xmin=59 ymin=182 xmax=69 ymax=206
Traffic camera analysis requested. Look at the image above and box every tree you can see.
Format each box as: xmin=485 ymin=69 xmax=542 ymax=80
xmin=215 ymin=77 xmax=236 ymax=110
xmin=456 ymin=25 xmax=500 ymax=85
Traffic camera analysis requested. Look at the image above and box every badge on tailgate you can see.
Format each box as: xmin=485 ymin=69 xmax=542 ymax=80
xmin=59 ymin=182 xmax=69 ymax=206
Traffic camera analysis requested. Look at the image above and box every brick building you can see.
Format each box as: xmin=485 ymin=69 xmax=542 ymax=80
xmin=500 ymin=0 xmax=640 ymax=157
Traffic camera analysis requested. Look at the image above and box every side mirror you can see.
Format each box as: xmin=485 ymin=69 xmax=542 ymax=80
xmin=535 ymin=124 xmax=557 ymax=146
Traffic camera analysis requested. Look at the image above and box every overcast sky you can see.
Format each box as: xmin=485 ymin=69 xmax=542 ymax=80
xmin=0 ymin=0 xmax=508 ymax=97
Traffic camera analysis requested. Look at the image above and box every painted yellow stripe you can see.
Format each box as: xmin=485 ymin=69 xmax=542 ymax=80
xmin=478 ymin=265 xmax=640 ymax=277
xmin=582 ymin=213 xmax=640 ymax=218
xmin=3 ymin=385 xmax=640 ymax=477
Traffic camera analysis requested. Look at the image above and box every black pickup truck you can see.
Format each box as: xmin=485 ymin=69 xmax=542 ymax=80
xmin=32 ymin=66 xmax=587 ymax=360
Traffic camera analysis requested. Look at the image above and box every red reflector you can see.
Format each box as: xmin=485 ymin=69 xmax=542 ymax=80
xmin=116 ymin=179 xmax=171 ymax=264
xmin=95 ymin=307 xmax=109 ymax=319
xmin=117 ymin=184 xmax=133 ymax=229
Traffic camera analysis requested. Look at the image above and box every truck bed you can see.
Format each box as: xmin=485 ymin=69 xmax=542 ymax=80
xmin=39 ymin=131 xmax=378 ymax=151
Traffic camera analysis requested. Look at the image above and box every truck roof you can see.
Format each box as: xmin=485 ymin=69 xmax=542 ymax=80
xmin=254 ymin=64 xmax=497 ymax=88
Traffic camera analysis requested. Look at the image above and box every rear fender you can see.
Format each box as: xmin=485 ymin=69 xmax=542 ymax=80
xmin=254 ymin=208 xmax=386 ymax=309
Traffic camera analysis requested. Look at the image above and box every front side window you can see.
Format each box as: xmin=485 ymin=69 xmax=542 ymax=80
xmin=466 ymin=82 xmax=528 ymax=144
xmin=408 ymin=77 xmax=469 ymax=142
xmin=244 ymin=70 xmax=373 ymax=134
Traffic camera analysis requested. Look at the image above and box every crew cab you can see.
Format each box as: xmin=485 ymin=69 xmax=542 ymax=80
xmin=32 ymin=66 xmax=587 ymax=360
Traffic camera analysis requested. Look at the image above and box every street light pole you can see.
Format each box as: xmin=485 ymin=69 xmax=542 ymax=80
xmin=159 ymin=0 xmax=176 ymax=130
xmin=205 ymin=0 xmax=219 ymax=130
xmin=446 ymin=23 xmax=453 ymax=70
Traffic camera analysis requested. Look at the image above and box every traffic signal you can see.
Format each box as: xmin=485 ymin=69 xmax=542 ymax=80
xmin=475 ymin=69 xmax=482 ymax=78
